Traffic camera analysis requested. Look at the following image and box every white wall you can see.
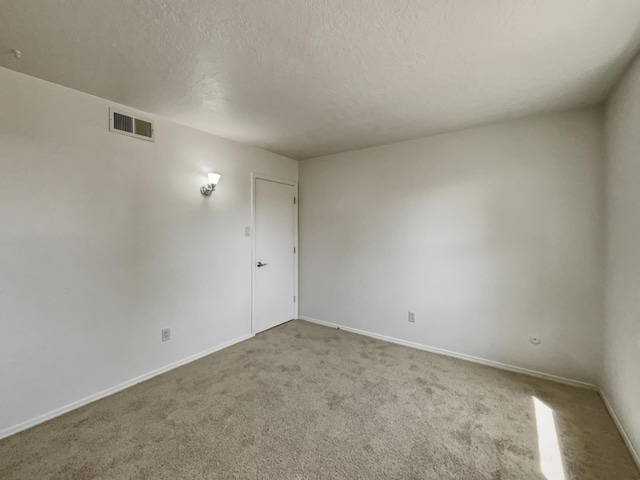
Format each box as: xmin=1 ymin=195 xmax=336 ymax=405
xmin=0 ymin=67 xmax=297 ymax=436
xmin=299 ymin=108 xmax=604 ymax=385
xmin=603 ymin=54 xmax=640 ymax=461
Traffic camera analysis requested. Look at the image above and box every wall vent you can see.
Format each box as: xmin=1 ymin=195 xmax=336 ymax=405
xmin=109 ymin=108 xmax=155 ymax=142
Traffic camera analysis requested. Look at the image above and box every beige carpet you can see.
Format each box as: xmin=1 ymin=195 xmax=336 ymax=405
xmin=1 ymin=320 xmax=637 ymax=480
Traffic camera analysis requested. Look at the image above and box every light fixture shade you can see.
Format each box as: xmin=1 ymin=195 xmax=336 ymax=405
xmin=201 ymin=172 xmax=221 ymax=197
xmin=207 ymin=173 xmax=221 ymax=185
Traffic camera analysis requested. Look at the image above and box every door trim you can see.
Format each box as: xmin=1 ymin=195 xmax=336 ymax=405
xmin=251 ymin=172 xmax=298 ymax=335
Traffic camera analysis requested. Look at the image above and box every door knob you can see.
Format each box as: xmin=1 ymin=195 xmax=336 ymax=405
xmin=257 ymin=262 xmax=268 ymax=267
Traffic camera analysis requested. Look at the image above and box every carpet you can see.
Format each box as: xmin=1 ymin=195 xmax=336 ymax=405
xmin=0 ymin=320 xmax=637 ymax=479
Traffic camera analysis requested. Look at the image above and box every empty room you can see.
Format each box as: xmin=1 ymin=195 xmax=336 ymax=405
xmin=1 ymin=1 xmax=639 ymax=479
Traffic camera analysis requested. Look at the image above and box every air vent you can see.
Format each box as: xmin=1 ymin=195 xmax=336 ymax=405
xmin=109 ymin=108 xmax=155 ymax=141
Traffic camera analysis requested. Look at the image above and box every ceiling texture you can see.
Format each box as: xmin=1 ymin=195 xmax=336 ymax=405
xmin=2 ymin=0 xmax=640 ymax=159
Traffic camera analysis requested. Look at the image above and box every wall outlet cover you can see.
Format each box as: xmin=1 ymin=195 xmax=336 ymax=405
xmin=162 ymin=328 xmax=171 ymax=342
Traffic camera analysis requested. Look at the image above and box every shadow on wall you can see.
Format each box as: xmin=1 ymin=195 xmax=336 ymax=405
xmin=325 ymin=137 xmax=598 ymax=369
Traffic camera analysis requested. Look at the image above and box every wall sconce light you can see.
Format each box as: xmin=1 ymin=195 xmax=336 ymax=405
xmin=201 ymin=172 xmax=221 ymax=197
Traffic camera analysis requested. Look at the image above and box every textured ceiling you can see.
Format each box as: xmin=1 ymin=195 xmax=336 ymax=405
xmin=2 ymin=1 xmax=640 ymax=159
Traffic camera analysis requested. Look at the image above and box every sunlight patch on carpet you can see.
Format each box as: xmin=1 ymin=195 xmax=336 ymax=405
xmin=533 ymin=396 xmax=566 ymax=480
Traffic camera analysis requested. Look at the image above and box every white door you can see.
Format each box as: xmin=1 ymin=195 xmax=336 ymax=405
xmin=253 ymin=178 xmax=296 ymax=334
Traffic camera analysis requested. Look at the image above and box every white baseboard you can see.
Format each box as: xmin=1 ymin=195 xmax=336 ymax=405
xmin=299 ymin=315 xmax=640 ymax=468
xmin=302 ymin=315 xmax=639 ymax=470
xmin=599 ymin=389 xmax=640 ymax=470
xmin=4 ymin=318 xmax=638 ymax=472
xmin=299 ymin=315 xmax=597 ymax=390
xmin=0 ymin=333 xmax=253 ymax=441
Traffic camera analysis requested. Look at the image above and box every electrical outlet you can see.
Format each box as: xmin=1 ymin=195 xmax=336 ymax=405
xmin=529 ymin=336 xmax=541 ymax=345
xmin=408 ymin=311 xmax=416 ymax=323
xmin=162 ymin=328 xmax=171 ymax=342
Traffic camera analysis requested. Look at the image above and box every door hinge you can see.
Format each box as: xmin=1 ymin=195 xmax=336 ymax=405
xmin=294 ymin=296 xmax=296 ymax=302
xmin=294 ymin=246 xmax=296 ymax=254
xmin=293 ymin=197 xmax=296 ymax=205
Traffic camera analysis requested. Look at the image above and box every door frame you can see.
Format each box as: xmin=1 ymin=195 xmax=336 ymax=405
xmin=251 ymin=172 xmax=299 ymax=335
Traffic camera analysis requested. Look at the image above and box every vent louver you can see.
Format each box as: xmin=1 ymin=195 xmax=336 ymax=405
xmin=109 ymin=108 xmax=154 ymax=141
xmin=113 ymin=112 xmax=133 ymax=133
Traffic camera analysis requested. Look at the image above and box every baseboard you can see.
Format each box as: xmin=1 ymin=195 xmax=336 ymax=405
xmin=599 ymin=389 xmax=640 ymax=470
xmin=299 ymin=315 xmax=597 ymax=390
xmin=304 ymin=315 xmax=640 ymax=469
xmin=0 ymin=333 xmax=254 ymax=441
